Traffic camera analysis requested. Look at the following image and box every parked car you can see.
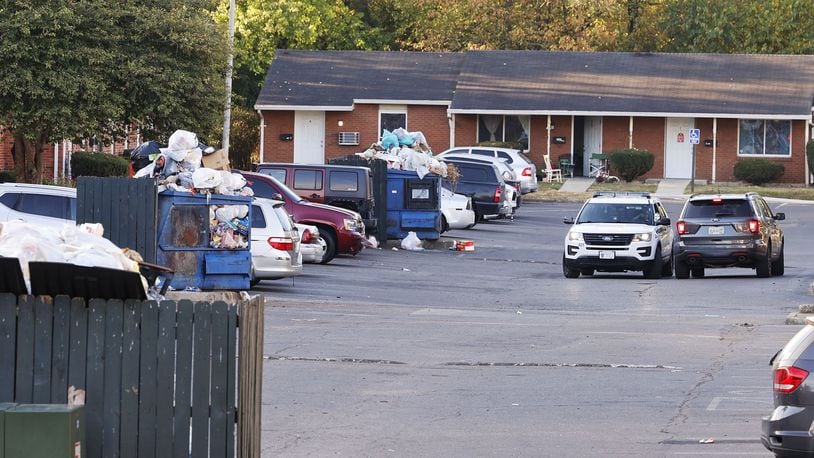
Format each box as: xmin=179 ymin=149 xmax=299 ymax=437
xmin=438 ymin=146 xmax=538 ymax=194
xmin=674 ymin=193 xmax=785 ymax=278
xmin=562 ymin=192 xmax=674 ymax=279
xmin=253 ymin=163 xmax=377 ymax=234
xmin=438 ymin=152 xmax=521 ymax=212
xmin=296 ymin=223 xmax=327 ymax=263
xmin=0 ymin=183 xmax=76 ymax=226
xmin=762 ymin=316 xmax=814 ymax=456
xmin=249 ymin=197 xmax=303 ymax=284
xmin=440 ymin=157 xmax=512 ymax=221
xmin=440 ymin=186 xmax=476 ymax=232
xmin=238 ymin=171 xmax=366 ymax=264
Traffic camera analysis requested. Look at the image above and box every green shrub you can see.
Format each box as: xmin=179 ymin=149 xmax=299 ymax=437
xmin=71 ymin=151 xmax=129 ymax=178
xmin=0 ymin=170 xmax=15 ymax=183
xmin=607 ymin=148 xmax=654 ymax=182
xmin=807 ymin=140 xmax=814 ymax=182
xmin=476 ymin=140 xmax=524 ymax=151
xmin=733 ymin=158 xmax=784 ymax=185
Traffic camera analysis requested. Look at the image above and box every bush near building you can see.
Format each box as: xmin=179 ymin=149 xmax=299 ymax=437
xmin=607 ymin=148 xmax=654 ymax=182
xmin=733 ymin=158 xmax=785 ymax=185
xmin=71 ymin=151 xmax=129 ymax=179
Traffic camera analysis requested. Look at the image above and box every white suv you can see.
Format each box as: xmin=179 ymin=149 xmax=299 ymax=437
xmin=0 ymin=183 xmax=76 ymax=226
xmin=562 ymin=192 xmax=674 ymax=279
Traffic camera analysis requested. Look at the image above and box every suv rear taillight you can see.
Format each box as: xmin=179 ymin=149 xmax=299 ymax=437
xmin=522 ymin=167 xmax=532 ymax=177
xmin=676 ymin=220 xmax=686 ymax=235
xmin=748 ymin=219 xmax=760 ymax=233
xmin=494 ymin=186 xmax=502 ymax=203
xmin=268 ymin=237 xmax=294 ymax=251
xmin=774 ymin=366 xmax=808 ymax=393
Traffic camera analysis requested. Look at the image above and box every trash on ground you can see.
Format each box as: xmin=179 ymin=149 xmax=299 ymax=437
xmin=400 ymin=231 xmax=424 ymax=251
xmin=698 ymin=438 xmax=715 ymax=444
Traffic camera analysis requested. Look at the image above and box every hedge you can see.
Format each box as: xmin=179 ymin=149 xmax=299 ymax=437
xmin=71 ymin=151 xmax=129 ymax=179
xmin=733 ymin=158 xmax=784 ymax=185
xmin=607 ymin=148 xmax=654 ymax=182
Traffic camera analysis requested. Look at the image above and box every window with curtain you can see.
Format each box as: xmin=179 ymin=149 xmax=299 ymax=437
xmin=477 ymin=115 xmax=529 ymax=150
xmin=738 ymin=119 xmax=791 ymax=156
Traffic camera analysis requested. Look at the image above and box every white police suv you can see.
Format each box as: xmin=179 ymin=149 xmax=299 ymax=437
xmin=562 ymin=192 xmax=675 ymax=279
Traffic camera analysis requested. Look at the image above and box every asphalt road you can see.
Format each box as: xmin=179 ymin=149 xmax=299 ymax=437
xmin=256 ymin=197 xmax=814 ymax=457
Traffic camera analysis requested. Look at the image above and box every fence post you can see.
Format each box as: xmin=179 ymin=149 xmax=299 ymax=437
xmin=238 ymin=295 xmax=264 ymax=458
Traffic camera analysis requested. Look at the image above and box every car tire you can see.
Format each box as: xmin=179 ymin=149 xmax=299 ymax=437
xmin=771 ymin=243 xmax=785 ymax=277
xmin=757 ymin=242 xmax=772 ymax=278
xmin=581 ymin=268 xmax=594 ymax=276
xmin=562 ymin=254 xmax=580 ymax=278
xmin=318 ymin=226 xmax=337 ymax=264
xmin=691 ymin=267 xmax=705 ymax=278
xmin=675 ymin=259 xmax=690 ymax=279
xmin=250 ymin=265 xmax=260 ymax=287
xmin=643 ymin=246 xmax=662 ymax=279
xmin=441 ymin=215 xmax=449 ymax=233
xmin=661 ymin=252 xmax=673 ymax=277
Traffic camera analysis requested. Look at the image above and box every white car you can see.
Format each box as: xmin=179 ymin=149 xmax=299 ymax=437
xmin=250 ymin=198 xmax=302 ymax=284
xmin=440 ymin=187 xmax=475 ymax=232
xmin=562 ymin=192 xmax=675 ymax=279
xmin=0 ymin=183 xmax=76 ymax=226
xmin=295 ymin=223 xmax=327 ymax=263
xmin=438 ymin=146 xmax=538 ymax=194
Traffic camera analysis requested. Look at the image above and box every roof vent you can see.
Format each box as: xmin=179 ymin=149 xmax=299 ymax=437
xmin=338 ymin=132 xmax=360 ymax=146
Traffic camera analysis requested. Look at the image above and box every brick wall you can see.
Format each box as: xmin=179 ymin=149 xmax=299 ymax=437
xmin=261 ymin=111 xmax=295 ymax=163
xmin=407 ymin=105 xmax=450 ymax=152
xmin=631 ymin=117 xmax=665 ymax=181
xmin=526 ymin=115 xmax=573 ymax=167
xmin=453 ymin=115 xmax=477 ymax=148
xmin=324 ymin=105 xmax=378 ymax=160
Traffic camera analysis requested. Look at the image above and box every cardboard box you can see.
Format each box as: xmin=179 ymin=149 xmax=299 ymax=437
xmin=202 ymin=148 xmax=230 ymax=171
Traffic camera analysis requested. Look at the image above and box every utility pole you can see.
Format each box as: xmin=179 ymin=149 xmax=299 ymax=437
xmin=222 ymin=0 xmax=236 ymax=152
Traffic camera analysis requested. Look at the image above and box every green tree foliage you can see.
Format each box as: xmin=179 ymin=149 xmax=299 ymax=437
xmin=607 ymin=148 xmax=654 ymax=182
xmin=0 ymin=1 xmax=228 ymax=183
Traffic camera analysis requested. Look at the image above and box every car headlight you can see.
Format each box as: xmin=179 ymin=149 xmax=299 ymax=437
xmin=632 ymin=232 xmax=652 ymax=242
xmin=344 ymin=218 xmax=361 ymax=232
xmin=567 ymin=231 xmax=583 ymax=242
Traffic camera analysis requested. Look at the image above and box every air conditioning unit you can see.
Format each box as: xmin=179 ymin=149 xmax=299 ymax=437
xmin=338 ymin=132 xmax=360 ymax=146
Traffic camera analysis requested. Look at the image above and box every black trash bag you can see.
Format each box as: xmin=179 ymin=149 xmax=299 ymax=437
xmin=129 ymin=141 xmax=165 ymax=174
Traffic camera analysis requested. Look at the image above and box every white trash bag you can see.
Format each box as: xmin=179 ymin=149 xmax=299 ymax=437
xmin=400 ymin=231 xmax=424 ymax=251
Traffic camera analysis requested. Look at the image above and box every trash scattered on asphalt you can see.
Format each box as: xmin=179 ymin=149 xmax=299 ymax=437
xmin=402 ymin=268 xmax=411 ymax=272
xmin=400 ymin=231 xmax=424 ymax=251
xmin=699 ymin=438 xmax=714 ymax=444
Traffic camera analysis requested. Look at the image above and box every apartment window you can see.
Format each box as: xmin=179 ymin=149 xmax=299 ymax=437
xmin=380 ymin=105 xmax=407 ymax=136
xmin=478 ymin=115 xmax=529 ymax=150
xmin=738 ymin=119 xmax=791 ymax=156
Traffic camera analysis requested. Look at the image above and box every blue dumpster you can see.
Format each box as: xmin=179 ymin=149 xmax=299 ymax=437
xmin=385 ymin=169 xmax=442 ymax=240
xmin=156 ymin=191 xmax=252 ymax=290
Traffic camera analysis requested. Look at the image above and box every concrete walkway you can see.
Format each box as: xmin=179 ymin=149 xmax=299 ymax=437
xmin=654 ymin=179 xmax=690 ymax=198
xmin=557 ymin=177 xmax=594 ymax=193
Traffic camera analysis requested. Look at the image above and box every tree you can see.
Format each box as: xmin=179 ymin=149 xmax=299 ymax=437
xmin=0 ymin=1 xmax=228 ymax=183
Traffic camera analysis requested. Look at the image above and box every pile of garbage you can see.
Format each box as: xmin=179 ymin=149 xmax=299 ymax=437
xmin=0 ymin=221 xmax=147 ymax=293
xmin=356 ymin=128 xmax=449 ymax=179
xmin=131 ymin=129 xmax=253 ymax=250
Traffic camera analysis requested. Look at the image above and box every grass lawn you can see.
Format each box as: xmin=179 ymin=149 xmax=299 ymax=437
xmin=686 ymin=183 xmax=814 ymax=201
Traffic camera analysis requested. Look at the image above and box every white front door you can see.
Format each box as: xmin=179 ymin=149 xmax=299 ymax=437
xmin=294 ymin=111 xmax=325 ymax=164
xmin=583 ymin=116 xmax=602 ymax=176
xmin=664 ymin=118 xmax=694 ymax=178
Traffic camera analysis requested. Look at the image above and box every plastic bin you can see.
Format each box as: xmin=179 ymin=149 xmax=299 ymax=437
xmin=156 ymin=191 xmax=252 ymax=290
xmin=385 ymin=169 xmax=441 ymax=240
xmin=4 ymin=404 xmax=84 ymax=458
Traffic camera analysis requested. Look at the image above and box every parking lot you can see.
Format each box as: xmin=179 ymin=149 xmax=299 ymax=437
xmin=258 ymin=199 xmax=814 ymax=456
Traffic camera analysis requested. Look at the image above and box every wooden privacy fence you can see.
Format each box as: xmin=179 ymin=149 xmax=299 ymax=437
xmin=0 ymin=293 xmax=264 ymax=458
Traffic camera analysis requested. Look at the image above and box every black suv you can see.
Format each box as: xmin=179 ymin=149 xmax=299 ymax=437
xmin=441 ymin=158 xmax=511 ymax=221
xmin=674 ymin=193 xmax=785 ymax=278
xmin=253 ymin=163 xmax=376 ymax=234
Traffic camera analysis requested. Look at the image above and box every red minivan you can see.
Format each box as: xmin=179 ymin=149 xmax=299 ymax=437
xmin=238 ymin=171 xmax=365 ymax=264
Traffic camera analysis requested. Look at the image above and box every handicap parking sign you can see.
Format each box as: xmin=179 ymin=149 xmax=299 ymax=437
xmin=689 ymin=128 xmax=700 ymax=144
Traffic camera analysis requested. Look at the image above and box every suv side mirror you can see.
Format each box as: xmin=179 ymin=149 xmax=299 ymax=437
xmin=659 ymin=217 xmax=671 ymax=226
xmin=774 ymin=212 xmax=785 ymax=221
xmin=271 ymin=193 xmax=284 ymax=201
xmin=563 ymin=216 xmax=575 ymax=224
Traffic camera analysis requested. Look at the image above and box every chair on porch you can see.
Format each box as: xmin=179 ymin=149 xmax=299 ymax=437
xmin=558 ymin=156 xmax=575 ymax=178
xmin=543 ymin=154 xmax=563 ymax=183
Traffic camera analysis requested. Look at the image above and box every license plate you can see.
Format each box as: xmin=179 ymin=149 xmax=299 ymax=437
xmin=708 ymin=226 xmax=724 ymax=235
xmin=599 ymin=250 xmax=615 ymax=260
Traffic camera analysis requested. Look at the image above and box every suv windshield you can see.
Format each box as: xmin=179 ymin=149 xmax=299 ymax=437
xmin=577 ymin=202 xmax=653 ymax=225
xmin=684 ymin=199 xmax=751 ymax=218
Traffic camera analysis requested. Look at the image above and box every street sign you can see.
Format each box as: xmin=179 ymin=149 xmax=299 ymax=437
xmin=689 ymin=128 xmax=700 ymax=145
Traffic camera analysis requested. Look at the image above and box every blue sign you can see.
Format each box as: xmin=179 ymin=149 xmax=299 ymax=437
xmin=689 ymin=128 xmax=700 ymax=145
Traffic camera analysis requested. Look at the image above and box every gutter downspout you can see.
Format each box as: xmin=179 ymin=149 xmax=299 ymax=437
xmin=258 ymin=110 xmax=265 ymax=162
xmin=806 ymin=118 xmax=812 ymax=186
xmin=448 ymin=111 xmax=454 ymax=150
xmin=628 ymin=116 xmax=633 ymax=148
xmin=712 ymin=118 xmax=718 ymax=183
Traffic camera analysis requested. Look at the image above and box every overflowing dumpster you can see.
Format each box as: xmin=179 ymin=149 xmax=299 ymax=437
xmin=385 ymin=169 xmax=441 ymax=241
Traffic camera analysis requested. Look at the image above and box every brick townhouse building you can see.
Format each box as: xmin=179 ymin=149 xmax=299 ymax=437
xmin=255 ymin=49 xmax=814 ymax=184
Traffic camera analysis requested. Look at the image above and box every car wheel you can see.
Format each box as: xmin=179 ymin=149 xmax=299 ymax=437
xmin=250 ymin=265 xmax=260 ymax=287
xmin=691 ymin=267 xmax=705 ymax=278
xmin=318 ymin=226 xmax=337 ymax=264
xmin=643 ymin=245 xmax=662 ymax=279
xmin=675 ymin=259 xmax=690 ymax=279
xmin=661 ymin=253 xmax=673 ymax=277
xmin=441 ymin=215 xmax=449 ymax=233
xmin=756 ymin=242 xmax=772 ymax=278
xmin=581 ymin=268 xmax=594 ymax=276
xmin=562 ymin=254 xmax=580 ymax=278
xmin=771 ymin=243 xmax=785 ymax=277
